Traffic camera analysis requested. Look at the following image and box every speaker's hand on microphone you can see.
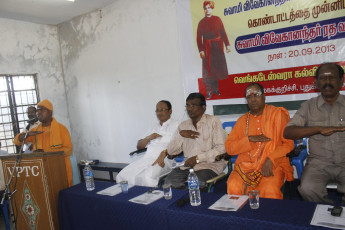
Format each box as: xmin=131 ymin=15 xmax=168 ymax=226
xmin=19 ymin=131 xmax=44 ymax=142
xmin=27 ymin=131 xmax=44 ymax=136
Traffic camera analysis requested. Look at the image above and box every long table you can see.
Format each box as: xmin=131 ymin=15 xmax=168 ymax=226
xmin=58 ymin=181 xmax=327 ymax=230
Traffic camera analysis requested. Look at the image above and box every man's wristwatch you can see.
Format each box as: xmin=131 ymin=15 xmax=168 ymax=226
xmin=196 ymin=155 xmax=199 ymax=164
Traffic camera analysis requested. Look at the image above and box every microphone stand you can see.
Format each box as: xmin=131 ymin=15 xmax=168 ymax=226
xmin=1 ymin=130 xmax=30 ymax=230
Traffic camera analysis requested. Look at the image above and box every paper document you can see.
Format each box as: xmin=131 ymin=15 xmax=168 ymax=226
xmin=129 ymin=191 xmax=164 ymax=205
xmin=310 ymin=204 xmax=345 ymax=229
xmin=209 ymin=194 xmax=248 ymax=211
xmin=96 ymin=184 xmax=134 ymax=196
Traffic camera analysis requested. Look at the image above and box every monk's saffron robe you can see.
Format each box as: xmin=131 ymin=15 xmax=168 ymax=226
xmin=225 ymin=105 xmax=294 ymax=199
xmin=14 ymin=118 xmax=73 ymax=187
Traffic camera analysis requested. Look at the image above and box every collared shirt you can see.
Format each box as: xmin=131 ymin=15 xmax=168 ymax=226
xmin=287 ymin=94 xmax=345 ymax=165
xmin=167 ymin=114 xmax=226 ymax=174
xmin=142 ymin=118 xmax=179 ymax=159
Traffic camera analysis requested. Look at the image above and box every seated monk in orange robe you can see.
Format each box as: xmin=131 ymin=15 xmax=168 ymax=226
xmin=225 ymin=83 xmax=294 ymax=199
xmin=14 ymin=99 xmax=73 ymax=187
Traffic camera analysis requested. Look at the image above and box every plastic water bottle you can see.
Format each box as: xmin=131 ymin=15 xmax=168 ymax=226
xmin=83 ymin=163 xmax=95 ymax=191
xmin=188 ymin=168 xmax=201 ymax=206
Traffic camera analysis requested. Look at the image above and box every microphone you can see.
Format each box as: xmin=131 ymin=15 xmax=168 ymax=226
xmin=25 ymin=118 xmax=38 ymax=132
xmin=177 ymin=197 xmax=190 ymax=207
xmin=28 ymin=117 xmax=38 ymax=123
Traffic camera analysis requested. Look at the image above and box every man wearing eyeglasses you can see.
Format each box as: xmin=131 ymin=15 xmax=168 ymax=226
xmin=225 ymin=83 xmax=294 ymax=199
xmin=153 ymin=93 xmax=226 ymax=191
xmin=116 ymin=100 xmax=179 ymax=187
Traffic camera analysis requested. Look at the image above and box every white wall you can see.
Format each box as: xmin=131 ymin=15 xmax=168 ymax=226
xmin=0 ymin=0 xmax=216 ymax=164
xmin=59 ymin=0 xmax=188 ymax=163
xmin=0 ymin=18 xmax=70 ymax=130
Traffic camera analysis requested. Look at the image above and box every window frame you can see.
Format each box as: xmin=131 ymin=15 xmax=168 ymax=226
xmin=0 ymin=74 xmax=40 ymax=153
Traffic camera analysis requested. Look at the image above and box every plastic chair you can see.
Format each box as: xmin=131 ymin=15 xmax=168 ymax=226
xmin=206 ymin=155 xmax=231 ymax=192
xmin=222 ymin=121 xmax=236 ymax=136
xmin=222 ymin=121 xmax=238 ymax=173
xmin=291 ymin=138 xmax=308 ymax=181
xmin=129 ymin=148 xmax=147 ymax=156
xmin=205 ymin=121 xmax=238 ymax=193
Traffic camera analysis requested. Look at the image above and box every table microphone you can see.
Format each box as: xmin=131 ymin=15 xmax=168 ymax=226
xmin=177 ymin=197 xmax=190 ymax=207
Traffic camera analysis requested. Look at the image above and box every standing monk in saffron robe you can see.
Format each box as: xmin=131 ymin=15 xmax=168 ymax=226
xmin=225 ymin=83 xmax=294 ymax=199
xmin=14 ymin=99 xmax=73 ymax=187
xmin=197 ymin=0 xmax=231 ymax=100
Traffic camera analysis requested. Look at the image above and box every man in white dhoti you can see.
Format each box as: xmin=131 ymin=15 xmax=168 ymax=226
xmin=116 ymin=100 xmax=179 ymax=187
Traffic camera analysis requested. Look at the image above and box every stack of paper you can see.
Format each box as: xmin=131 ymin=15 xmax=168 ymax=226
xmin=209 ymin=194 xmax=248 ymax=211
xmin=96 ymin=184 xmax=134 ymax=196
xmin=310 ymin=204 xmax=345 ymax=229
xmin=129 ymin=191 xmax=164 ymax=205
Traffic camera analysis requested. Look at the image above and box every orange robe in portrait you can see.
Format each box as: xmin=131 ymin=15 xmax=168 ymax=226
xmin=14 ymin=118 xmax=73 ymax=187
xmin=225 ymin=105 xmax=294 ymax=199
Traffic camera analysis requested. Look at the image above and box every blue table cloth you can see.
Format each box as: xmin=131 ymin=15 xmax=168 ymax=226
xmin=166 ymin=193 xmax=328 ymax=230
xmin=59 ymin=181 xmax=330 ymax=230
xmin=58 ymin=181 xmax=188 ymax=230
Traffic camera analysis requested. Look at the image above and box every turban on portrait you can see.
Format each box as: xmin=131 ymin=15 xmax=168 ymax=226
xmin=37 ymin=99 xmax=53 ymax=111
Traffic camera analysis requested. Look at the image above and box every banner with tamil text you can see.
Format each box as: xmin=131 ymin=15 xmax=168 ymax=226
xmin=176 ymin=0 xmax=345 ymax=104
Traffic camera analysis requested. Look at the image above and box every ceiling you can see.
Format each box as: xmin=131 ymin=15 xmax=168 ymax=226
xmin=0 ymin=0 xmax=118 ymax=25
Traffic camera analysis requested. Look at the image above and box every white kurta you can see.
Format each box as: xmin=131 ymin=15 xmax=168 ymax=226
xmin=116 ymin=118 xmax=179 ymax=187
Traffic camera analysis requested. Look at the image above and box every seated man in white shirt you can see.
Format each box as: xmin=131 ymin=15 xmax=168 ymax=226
xmin=116 ymin=100 xmax=179 ymax=187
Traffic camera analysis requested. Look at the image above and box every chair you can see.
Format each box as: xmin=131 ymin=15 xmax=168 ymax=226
xmin=129 ymin=148 xmax=147 ymax=156
xmin=222 ymin=121 xmax=236 ymax=136
xmin=286 ymin=138 xmax=308 ymax=181
xmin=283 ymin=138 xmax=308 ymax=199
xmin=205 ymin=121 xmax=238 ymax=193
xmin=222 ymin=121 xmax=238 ymax=173
xmin=206 ymin=155 xmax=231 ymax=192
